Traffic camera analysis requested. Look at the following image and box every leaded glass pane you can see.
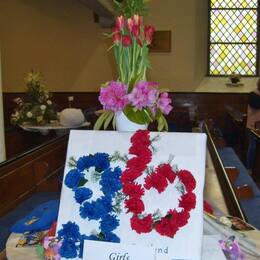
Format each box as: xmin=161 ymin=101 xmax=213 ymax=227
xmin=209 ymin=44 xmax=257 ymax=75
xmin=211 ymin=0 xmax=258 ymax=9
xmin=210 ymin=10 xmax=257 ymax=43
xmin=209 ymin=0 xmax=258 ymax=76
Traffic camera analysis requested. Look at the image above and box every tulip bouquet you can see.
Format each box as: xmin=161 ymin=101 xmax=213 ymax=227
xmin=95 ymin=2 xmax=172 ymax=131
xmin=112 ymin=14 xmax=154 ymax=86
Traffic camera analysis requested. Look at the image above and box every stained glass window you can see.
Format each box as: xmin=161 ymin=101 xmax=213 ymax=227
xmin=209 ymin=0 xmax=259 ymax=76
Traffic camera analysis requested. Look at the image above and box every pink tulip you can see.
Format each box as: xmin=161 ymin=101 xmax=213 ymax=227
xmin=133 ymin=14 xmax=142 ymax=27
xmin=132 ymin=25 xmax=140 ymax=38
xmin=126 ymin=18 xmax=134 ymax=32
xmin=144 ymin=25 xmax=155 ymax=45
xmin=112 ymin=27 xmax=121 ymax=44
xmin=116 ymin=16 xmax=125 ymax=30
xmin=122 ymin=35 xmax=132 ymax=47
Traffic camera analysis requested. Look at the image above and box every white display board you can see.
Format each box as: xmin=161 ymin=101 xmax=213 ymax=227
xmin=57 ymin=130 xmax=207 ymax=260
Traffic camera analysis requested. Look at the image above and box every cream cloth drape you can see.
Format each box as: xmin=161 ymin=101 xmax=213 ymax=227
xmin=0 ymin=49 xmax=6 ymax=162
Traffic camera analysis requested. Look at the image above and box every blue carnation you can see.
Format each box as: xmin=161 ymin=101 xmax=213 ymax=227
xmin=100 ymin=167 xmax=122 ymax=196
xmin=95 ymin=196 xmax=113 ymax=216
xmin=74 ymin=187 xmax=93 ymax=204
xmin=80 ymin=196 xmax=112 ymax=220
xmin=59 ymin=239 xmax=78 ymax=258
xmin=77 ymin=155 xmax=95 ymax=172
xmin=80 ymin=201 xmax=100 ymax=220
xmin=104 ymin=232 xmax=120 ymax=243
xmin=58 ymin=221 xmax=81 ymax=241
xmin=94 ymin=153 xmax=110 ymax=172
xmin=65 ymin=169 xmax=83 ymax=189
xmin=100 ymin=214 xmax=119 ymax=233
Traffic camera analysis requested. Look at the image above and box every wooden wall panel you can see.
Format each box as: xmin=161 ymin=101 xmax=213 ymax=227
xmin=0 ymin=135 xmax=68 ymax=217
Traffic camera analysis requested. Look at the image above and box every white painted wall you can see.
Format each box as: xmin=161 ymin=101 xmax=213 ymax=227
xmin=0 ymin=49 xmax=6 ymax=162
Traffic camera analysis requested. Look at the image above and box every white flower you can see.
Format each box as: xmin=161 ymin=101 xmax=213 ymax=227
xmin=26 ymin=111 xmax=33 ymax=118
xmin=40 ymin=105 xmax=46 ymax=111
xmin=47 ymin=100 xmax=52 ymax=105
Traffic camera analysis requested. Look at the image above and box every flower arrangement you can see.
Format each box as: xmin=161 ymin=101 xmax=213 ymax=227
xmin=11 ymin=71 xmax=58 ymax=126
xmin=55 ymin=130 xmax=198 ymax=258
xmin=94 ymin=0 xmax=172 ymax=131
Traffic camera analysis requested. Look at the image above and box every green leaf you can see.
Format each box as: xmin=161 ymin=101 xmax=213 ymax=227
xmin=128 ymin=72 xmax=144 ymax=92
xmin=124 ymin=105 xmax=150 ymax=125
xmin=157 ymin=116 xmax=164 ymax=132
xmin=94 ymin=111 xmax=111 ymax=130
xmin=162 ymin=115 xmax=169 ymax=131
xmin=104 ymin=112 xmax=114 ymax=130
xmin=112 ymin=114 xmax=116 ymax=129
xmin=78 ymin=178 xmax=88 ymax=187
xmin=157 ymin=114 xmax=169 ymax=132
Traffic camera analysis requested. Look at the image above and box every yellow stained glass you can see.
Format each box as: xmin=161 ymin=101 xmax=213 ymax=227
xmin=209 ymin=1 xmax=258 ymax=75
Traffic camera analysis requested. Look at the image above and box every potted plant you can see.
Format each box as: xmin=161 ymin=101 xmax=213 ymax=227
xmin=94 ymin=1 xmax=172 ymax=131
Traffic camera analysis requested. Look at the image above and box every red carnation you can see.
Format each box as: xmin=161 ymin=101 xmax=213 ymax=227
xmin=155 ymin=216 xmax=179 ymax=238
xmin=131 ymin=214 xmax=153 ymax=234
xmin=157 ymin=164 xmax=176 ymax=183
xmin=178 ymin=170 xmax=196 ymax=192
xmin=144 ymin=173 xmax=168 ymax=193
xmin=179 ymin=192 xmax=196 ymax=211
xmin=129 ymin=146 xmax=152 ymax=158
xmin=126 ymin=157 xmax=147 ymax=172
xmin=130 ymin=130 xmax=151 ymax=147
xmin=121 ymin=168 xmax=142 ymax=183
xmin=168 ymin=209 xmax=190 ymax=228
xmin=125 ymin=197 xmax=144 ymax=214
xmin=203 ymin=200 xmax=213 ymax=215
xmin=122 ymin=35 xmax=132 ymax=47
xmin=123 ymin=183 xmax=144 ymax=198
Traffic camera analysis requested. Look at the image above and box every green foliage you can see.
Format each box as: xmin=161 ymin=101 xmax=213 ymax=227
xmin=123 ymin=105 xmax=151 ymax=125
xmin=93 ymin=111 xmax=115 ymax=130
xmin=114 ymin=0 xmax=149 ymax=17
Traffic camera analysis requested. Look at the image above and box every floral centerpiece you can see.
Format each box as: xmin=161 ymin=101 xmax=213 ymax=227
xmin=11 ymin=71 xmax=58 ymax=126
xmin=94 ymin=0 xmax=172 ymax=131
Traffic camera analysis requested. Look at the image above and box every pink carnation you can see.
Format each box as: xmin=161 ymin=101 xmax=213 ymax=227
xmin=99 ymin=81 xmax=129 ymax=112
xmin=157 ymin=92 xmax=173 ymax=115
xmin=128 ymin=81 xmax=159 ymax=110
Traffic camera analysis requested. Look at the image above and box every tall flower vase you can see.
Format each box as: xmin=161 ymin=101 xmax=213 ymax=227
xmin=115 ymin=112 xmax=148 ymax=132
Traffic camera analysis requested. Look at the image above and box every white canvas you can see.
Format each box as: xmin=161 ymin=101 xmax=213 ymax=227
xmin=57 ymin=130 xmax=207 ymax=260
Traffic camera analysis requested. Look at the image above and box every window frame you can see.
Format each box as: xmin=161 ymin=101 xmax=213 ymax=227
xmin=207 ymin=0 xmax=260 ymax=77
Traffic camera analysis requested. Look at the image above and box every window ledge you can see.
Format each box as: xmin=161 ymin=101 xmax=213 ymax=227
xmin=195 ymin=77 xmax=259 ymax=93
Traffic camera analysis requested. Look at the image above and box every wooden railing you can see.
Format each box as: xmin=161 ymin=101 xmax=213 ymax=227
xmin=205 ymin=123 xmax=247 ymax=221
